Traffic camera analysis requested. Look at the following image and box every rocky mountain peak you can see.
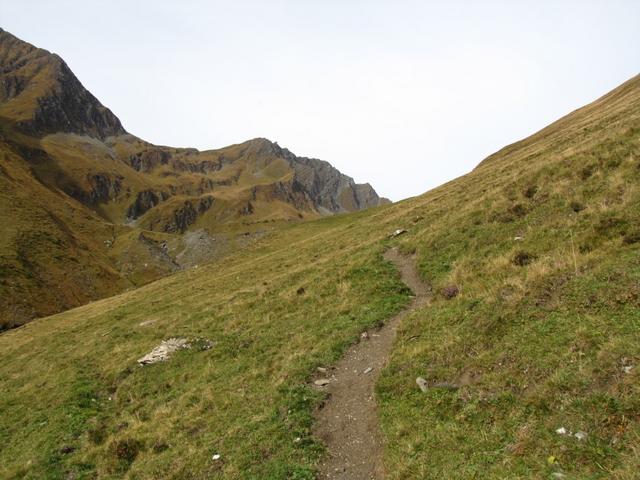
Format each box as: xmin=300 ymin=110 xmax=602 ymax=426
xmin=0 ymin=28 xmax=126 ymax=139
xmin=239 ymin=137 xmax=286 ymax=158
xmin=231 ymin=137 xmax=389 ymax=212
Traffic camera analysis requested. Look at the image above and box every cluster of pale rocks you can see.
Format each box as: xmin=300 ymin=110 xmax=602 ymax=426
xmin=137 ymin=337 xmax=213 ymax=365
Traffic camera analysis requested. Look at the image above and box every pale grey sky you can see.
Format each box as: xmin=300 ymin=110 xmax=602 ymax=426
xmin=1 ymin=1 xmax=638 ymax=200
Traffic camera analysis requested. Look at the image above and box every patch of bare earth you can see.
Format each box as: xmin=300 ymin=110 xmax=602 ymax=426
xmin=313 ymin=248 xmax=429 ymax=479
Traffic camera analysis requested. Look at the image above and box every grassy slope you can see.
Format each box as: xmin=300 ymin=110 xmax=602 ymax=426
xmin=0 ymin=75 xmax=638 ymax=479
xmin=0 ymin=208 xmax=412 ymax=479
xmin=0 ymin=134 xmax=131 ymax=327
xmin=379 ymin=75 xmax=640 ymax=479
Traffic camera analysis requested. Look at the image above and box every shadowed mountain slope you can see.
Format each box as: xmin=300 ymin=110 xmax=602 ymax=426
xmin=0 ymin=29 xmax=388 ymax=329
xmin=0 ymin=60 xmax=637 ymax=478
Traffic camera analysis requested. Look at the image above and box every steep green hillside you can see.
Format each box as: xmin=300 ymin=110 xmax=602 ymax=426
xmin=379 ymin=75 xmax=640 ymax=479
xmin=1 ymin=75 xmax=638 ymax=479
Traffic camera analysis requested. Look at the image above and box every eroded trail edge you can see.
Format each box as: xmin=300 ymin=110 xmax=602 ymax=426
xmin=313 ymin=248 xmax=429 ymax=480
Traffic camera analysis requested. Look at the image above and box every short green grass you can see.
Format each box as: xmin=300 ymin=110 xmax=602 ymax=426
xmin=1 ymin=76 xmax=639 ymax=479
xmin=0 ymin=209 xmax=412 ymax=479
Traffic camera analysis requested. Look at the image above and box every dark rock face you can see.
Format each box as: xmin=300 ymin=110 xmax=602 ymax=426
xmin=291 ymin=157 xmax=387 ymax=213
xmin=28 ymin=60 xmax=125 ymax=138
xmin=249 ymin=179 xmax=314 ymax=212
xmin=239 ymin=138 xmax=388 ymax=213
xmin=163 ymin=197 xmax=215 ymax=233
xmin=127 ymin=149 xmax=171 ymax=172
xmin=87 ymin=173 xmax=123 ymax=204
xmin=0 ymin=28 xmax=126 ymax=139
xmin=354 ymin=183 xmax=391 ymax=208
xmin=282 ymin=147 xmax=386 ymax=213
xmin=1 ymin=74 xmax=27 ymax=100
xmin=171 ymin=157 xmax=228 ymax=174
xmin=239 ymin=201 xmax=254 ymax=216
xmin=127 ymin=190 xmax=165 ymax=219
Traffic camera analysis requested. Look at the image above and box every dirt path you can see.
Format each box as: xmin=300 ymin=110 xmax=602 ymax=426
xmin=313 ymin=248 xmax=429 ymax=479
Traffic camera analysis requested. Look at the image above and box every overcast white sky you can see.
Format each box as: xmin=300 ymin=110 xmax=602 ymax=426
xmin=2 ymin=1 xmax=638 ymax=200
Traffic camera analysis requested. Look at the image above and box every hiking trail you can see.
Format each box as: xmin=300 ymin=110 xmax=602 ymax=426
xmin=313 ymin=247 xmax=429 ymax=479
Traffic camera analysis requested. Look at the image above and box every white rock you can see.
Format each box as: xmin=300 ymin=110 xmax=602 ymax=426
xmin=574 ymin=431 xmax=588 ymax=441
xmin=623 ymin=365 xmax=633 ymax=374
xmin=212 ymin=454 xmax=221 ymax=461
xmin=555 ymin=427 xmax=567 ymax=435
xmin=551 ymin=473 xmax=566 ymax=479
xmin=138 ymin=338 xmax=191 ymax=365
xmin=314 ymin=379 xmax=331 ymax=386
xmin=363 ymin=367 xmax=373 ymax=374
xmin=389 ymin=229 xmax=407 ymax=238
xmin=416 ymin=377 xmax=429 ymax=392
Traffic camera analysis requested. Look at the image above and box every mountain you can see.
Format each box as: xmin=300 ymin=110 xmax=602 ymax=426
xmin=0 ymin=28 xmax=125 ymax=138
xmin=0 ymin=49 xmax=637 ymax=479
xmin=0 ymin=28 xmax=389 ymax=329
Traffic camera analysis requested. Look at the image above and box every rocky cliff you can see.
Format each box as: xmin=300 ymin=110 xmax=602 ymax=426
xmin=217 ymin=138 xmax=389 ymax=214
